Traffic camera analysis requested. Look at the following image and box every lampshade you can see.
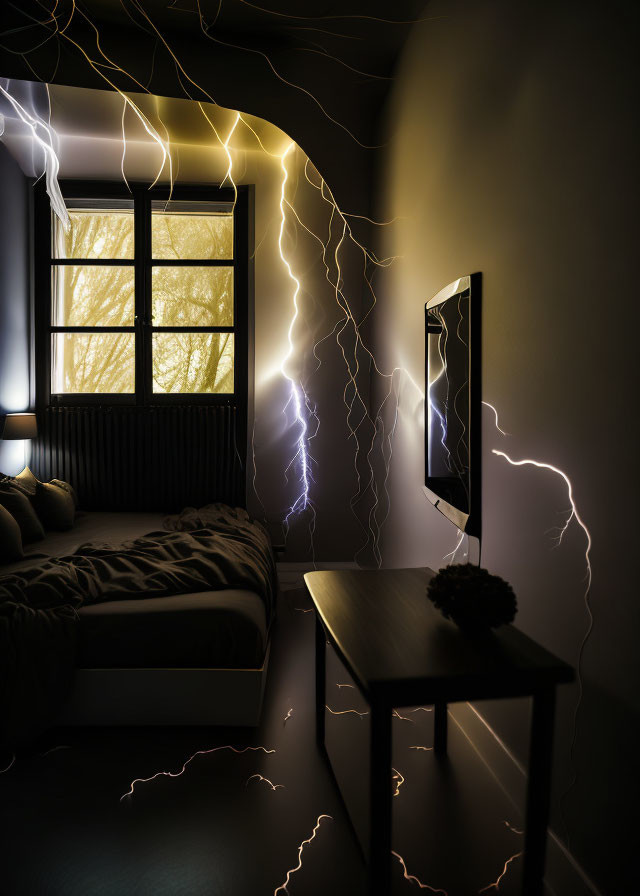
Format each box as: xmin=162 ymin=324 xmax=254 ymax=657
xmin=2 ymin=413 xmax=38 ymax=440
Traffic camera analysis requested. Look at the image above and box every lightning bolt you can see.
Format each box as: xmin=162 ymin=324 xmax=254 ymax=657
xmin=482 ymin=400 xmax=510 ymax=436
xmin=283 ymin=707 xmax=293 ymax=724
xmin=325 ymin=704 xmax=368 ymax=719
xmin=278 ymin=142 xmax=316 ymax=541
xmin=120 ymin=745 xmax=275 ymax=800
xmin=489 ymin=426 xmax=594 ymax=842
xmin=392 ymin=709 xmax=416 ymax=724
xmin=442 ymin=529 xmax=466 ymax=565
xmin=391 ymin=851 xmax=448 ymax=894
xmin=392 ymin=767 xmax=405 ymax=797
xmin=0 ymin=79 xmax=69 ymax=230
xmin=478 ymin=851 xmax=522 ymax=893
xmin=273 ymin=814 xmax=332 ymax=896
xmin=246 ymin=774 xmax=284 ymax=791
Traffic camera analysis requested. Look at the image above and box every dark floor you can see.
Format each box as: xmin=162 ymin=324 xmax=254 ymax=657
xmin=0 ymin=588 xmax=534 ymax=895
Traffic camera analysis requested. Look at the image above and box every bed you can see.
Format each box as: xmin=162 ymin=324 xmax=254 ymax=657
xmin=0 ymin=505 xmax=276 ymax=743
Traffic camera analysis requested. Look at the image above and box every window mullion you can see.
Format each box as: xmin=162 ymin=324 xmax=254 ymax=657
xmin=134 ymin=190 xmax=150 ymax=405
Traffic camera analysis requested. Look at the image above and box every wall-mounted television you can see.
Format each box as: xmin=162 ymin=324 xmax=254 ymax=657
xmin=424 ymin=273 xmax=481 ymax=537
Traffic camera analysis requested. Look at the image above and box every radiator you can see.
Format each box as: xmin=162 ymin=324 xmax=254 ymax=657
xmin=31 ymin=405 xmax=245 ymax=512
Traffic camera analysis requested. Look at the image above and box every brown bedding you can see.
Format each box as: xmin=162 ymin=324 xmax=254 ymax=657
xmin=0 ymin=504 xmax=276 ymax=747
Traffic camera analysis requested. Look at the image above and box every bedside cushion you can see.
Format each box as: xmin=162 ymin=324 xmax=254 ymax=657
xmin=50 ymin=478 xmax=78 ymax=509
xmin=32 ymin=481 xmax=75 ymax=531
xmin=0 ymin=504 xmax=23 ymax=562
xmin=14 ymin=466 xmax=39 ymax=496
xmin=0 ymin=485 xmax=45 ymax=543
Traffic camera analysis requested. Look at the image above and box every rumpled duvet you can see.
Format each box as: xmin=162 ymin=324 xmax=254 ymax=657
xmin=0 ymin=504 xmax=276 ymax=747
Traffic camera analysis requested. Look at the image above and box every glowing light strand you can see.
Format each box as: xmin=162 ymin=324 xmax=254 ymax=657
xmin=482 ymin=400 xmax=510 ymax=436
xmin=246 ymin=774 xmax=284 ymax=791
xmin=0 ymin=80 xmax=69 ymax=230
xmin=277 ymin=143 xmax=316 ymax=528
xmin=120 ymin=745 xmax=275 ymax=800
xmin=491 ymin=446 xmax=593 ymax=838
xmin=392 ymin=767 xmax=405 ymax=797
xmin=391 ymin=850 xmax=448 ymax=895
xmin=273 ymin=814 xmax=332 ymax=896
xmin=478 ymin=851 xmax=522 ymax=893
xmin=325 ymin=704 xmax=368 ymax=719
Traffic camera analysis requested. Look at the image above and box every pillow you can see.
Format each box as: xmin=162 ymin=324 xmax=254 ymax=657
xmin=0 ymin=503 xmax=24 ymax=562
xmin=0 ymin=466 xmax=37 ymax=498
xmin=0 ymin=485 xmax=45 ymax=543
xmin=14 ymin=466 xmax=39 ymax=496
xmin=50 ymin=478 xmax=78 ymax=509
xmin=32 ymin=481 xmax=75 ymax=531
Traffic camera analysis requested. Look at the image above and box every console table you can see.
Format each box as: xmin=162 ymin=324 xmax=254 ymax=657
xmin=304 ymin=567 xmax=574 ymax=896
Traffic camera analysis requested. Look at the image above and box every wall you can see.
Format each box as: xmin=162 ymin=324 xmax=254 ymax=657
xmin=371 ymin=1 xmax=639 ymax=893
xmin=0 ymin=143 xmax=30 ymax=475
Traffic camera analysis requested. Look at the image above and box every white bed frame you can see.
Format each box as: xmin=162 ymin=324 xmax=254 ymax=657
xmin=57 ymin=642 xmax=270 ymax=727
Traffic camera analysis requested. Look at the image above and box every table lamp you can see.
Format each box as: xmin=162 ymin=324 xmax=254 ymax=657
xmin=2 ymin=413 xmax=38 ymax=440
xmin=2 ymin=413 xmax=38 ymax=471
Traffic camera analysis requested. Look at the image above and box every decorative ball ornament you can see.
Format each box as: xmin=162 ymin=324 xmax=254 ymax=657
xmin=427 ymin=563 xmax=517 ymax=631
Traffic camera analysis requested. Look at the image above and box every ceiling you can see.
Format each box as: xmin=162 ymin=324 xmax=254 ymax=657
xmin=0 ymin=0 xmax=431 ymax=211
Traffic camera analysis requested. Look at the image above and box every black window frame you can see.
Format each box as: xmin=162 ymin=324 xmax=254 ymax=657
xmin=34 ymin=180 xmax=249 ymax=413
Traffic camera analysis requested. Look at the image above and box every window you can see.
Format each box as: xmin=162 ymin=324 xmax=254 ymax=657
xmin=35 ymin=183 xmax=249 ymax=406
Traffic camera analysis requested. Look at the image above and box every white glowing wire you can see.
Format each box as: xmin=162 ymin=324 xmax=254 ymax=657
xmin=482 ymin=401 xmax=510 ymax=436
xmin=277 ymin=143 xmax=313 ymax=522
xmin=0 ymin=81 xmax=69 ymax=231
xmin=443 ymin=529 xmax=466 ymax=565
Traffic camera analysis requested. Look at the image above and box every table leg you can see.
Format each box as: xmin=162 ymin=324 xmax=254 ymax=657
xmin=522 ymin=687 xmax=556 ymax=896
xmin=368 ymin=702 xmax=392 ymax=896
xmin=434 ymin=702 xmax=448 ymax=755
xmin=315 ymin=613 xmax=326 ymax=749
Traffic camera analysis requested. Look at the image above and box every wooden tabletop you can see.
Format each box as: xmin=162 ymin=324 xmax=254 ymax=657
xmin=305 ymin=568 xmax=574 ymax=704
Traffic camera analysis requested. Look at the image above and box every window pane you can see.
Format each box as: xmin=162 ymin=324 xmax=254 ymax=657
xmin=53 ymin=203 xmax=134 ymax=259
xmin=152 ymin=203 xmax=233 ymax=260
xmin=152 ymin=266 xmax=233 ymax=326
xmin=52 ymin=265 xmax=135 ymax=326
xmin=152 ymin=333 xmax=234 ymax=394
xmin=52 ymin=333 xmax=135 ymax=394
